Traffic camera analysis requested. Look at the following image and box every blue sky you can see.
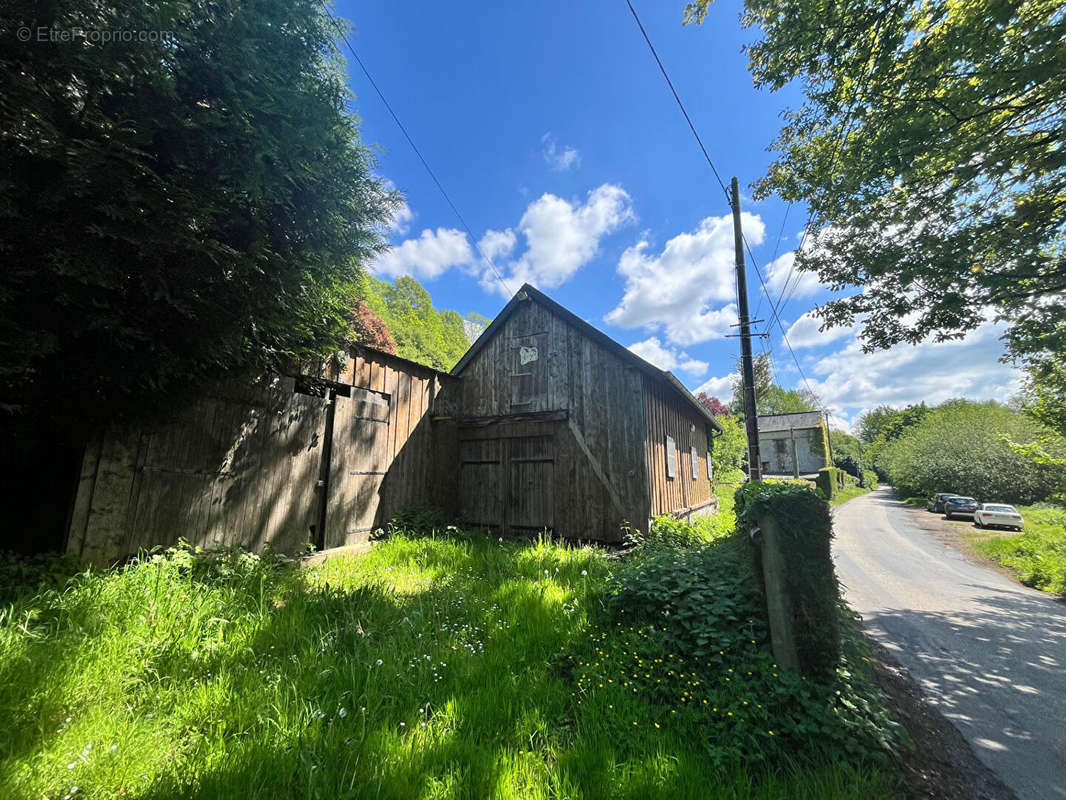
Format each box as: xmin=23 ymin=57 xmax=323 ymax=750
xmin=336 ymin=0 xmax=1021 ymax=430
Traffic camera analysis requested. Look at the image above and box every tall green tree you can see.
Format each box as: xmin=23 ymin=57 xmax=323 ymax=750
xmin=686 ymin=0 xmax=1066 ymax=424
xmin=730 ymin=353 xmax=821 ymax=415
xmin=0 ymin=0 xmax=393 ymax=429
xmin=356 ymin=275 xmax=473 ymax=371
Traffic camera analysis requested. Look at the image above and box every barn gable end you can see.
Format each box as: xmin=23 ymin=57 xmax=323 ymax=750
xmin=449 ymin=284 xmax=721 ymax=540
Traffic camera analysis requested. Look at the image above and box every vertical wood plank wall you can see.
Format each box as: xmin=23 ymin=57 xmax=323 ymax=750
xmin=67 ymin=353 xmax=458 ymax=564
xmin=642 ymin=376 xmax=714 ymax=516
xmin=457 ymin=300 xmax=650 ymax=541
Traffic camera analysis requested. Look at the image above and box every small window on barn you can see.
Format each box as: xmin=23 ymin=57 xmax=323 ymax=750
xmin=691 ymin=446 xmax=699 ymax=480
xmin=665 ymin=435 xmax=677 ymax=479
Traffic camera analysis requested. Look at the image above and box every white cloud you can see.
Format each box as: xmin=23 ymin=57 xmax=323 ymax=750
xmin=371 ymin=227 xmax=473 ymax=280
xmin=627 ymin=337 xmax=708 ymax=377
xmin=806 ymin=318 xmax=1023 ymax=418
xmin=375 ymin=184 xmax=633 ymax=292
xmin=541 ymin=133 xmax=580 ymax=172
xmin=478 ymin=228 xmax=516 ymax=262
xmin=605 ymin=213 xmax=764 ymax=345
xmin=693 ymin=374 xmax=733 ymax=399
xmin=764 ymin=250 xmax=822 ymax=302
xmin=783 ymin=311 xmax=857 ymax=349
xmin=482 ymin=184 xmax=635 ymax=296
xmin=388 ymin=199 xmax=414 ymax=236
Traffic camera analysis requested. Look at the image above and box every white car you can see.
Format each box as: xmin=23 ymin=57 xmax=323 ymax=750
xmin=974 ymin=503 xmax=1024 ymax=531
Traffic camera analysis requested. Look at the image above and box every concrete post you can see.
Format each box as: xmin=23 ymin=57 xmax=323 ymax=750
xmin=757 ymin=513 xmax=800 ymax=672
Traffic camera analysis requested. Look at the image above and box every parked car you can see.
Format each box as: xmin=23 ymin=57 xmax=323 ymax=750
xmin=927 ymin=492 xmax=959 ymax=513
xmin=943 ymin=496 xmax=978 ymax=520
xmin=974 ymin=503 xmax=1025 ymax=531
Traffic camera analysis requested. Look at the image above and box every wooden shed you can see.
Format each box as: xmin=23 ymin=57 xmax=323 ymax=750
xmin=444 ymin=284 xmax=723 ymax=542
xmin=67 ymin=284 xmax=723 ymax=562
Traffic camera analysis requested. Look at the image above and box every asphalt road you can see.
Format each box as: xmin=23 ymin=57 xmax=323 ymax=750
xmin=832 ymin=488 xmax=1066 ymax=800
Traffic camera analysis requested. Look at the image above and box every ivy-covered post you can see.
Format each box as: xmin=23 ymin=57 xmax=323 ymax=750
xmin=735 ymin=482 xmax=841 ymax=679
xmin=758 ymin=513 xmax=800 ymax=671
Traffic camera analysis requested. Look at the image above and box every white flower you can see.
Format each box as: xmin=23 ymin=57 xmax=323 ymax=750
xmin=67 ymin=762 xmax=76 ymax=770
xmin=376 ymin=659 xmax=383 ymax=666
xmin=581 ymin=570 xmax=588 ymax=576
xmin=399 ymin=722 xmax=406 ymax=727
xmin=338 ymin=708 xmax=347 ymax=718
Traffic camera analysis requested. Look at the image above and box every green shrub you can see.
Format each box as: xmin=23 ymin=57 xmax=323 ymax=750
xmin=735 ymin=481 xmax=840 ymax=679
xmin=598 ymin=519 xmax=899 ymax=769
xmin=880 ymin=400 xmax=1066 ymax=504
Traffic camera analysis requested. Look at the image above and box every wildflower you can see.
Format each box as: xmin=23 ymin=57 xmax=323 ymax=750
xmin=67 ymin=762 xmax=76 ymax=770
xmin=338 ymin=708 xmax=348 ymax=718
xmin=581 ymin=570 xmax=588 ymax=576
xmin=768 ymin=730 xmax=775 ymax=736
xmin=376 ymin=659 xmax=383 ymax=666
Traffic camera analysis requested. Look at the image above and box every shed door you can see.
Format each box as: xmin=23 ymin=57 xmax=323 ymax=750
xmin=459 ymin=434 xmax=554 ymax=535
xmin=507 ymin=435 xmax=554 ymax=534
xmin=459 ymin=439 xmax=504 ymax=532
xmin=325 ymin=387 xmax=390 ymax=547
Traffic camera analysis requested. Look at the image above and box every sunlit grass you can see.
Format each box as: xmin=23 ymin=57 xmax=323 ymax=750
xmin=0 ymin=531 xmax=893 ymax=799
xmin=830 ymin=486 xmax=872 ymax=506
xmin=970 ymin=503 xmax=1066 ymax=597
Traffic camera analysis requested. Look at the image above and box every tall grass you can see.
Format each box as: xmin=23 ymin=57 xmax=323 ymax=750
xmin=1 ymin=531 xmax=893 ymax=799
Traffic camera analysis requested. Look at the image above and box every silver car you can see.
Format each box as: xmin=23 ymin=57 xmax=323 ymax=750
xmin=974 ymin=503 xmax=1024 ymax=531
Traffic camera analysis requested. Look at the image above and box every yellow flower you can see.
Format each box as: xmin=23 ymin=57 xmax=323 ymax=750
xmin=654 ymin=722 xmax=660 ymax=728
xmin=768 ymin=730 xmax=774 ymax=736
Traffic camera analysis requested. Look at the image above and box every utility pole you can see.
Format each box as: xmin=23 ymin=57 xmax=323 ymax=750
xmin=731 ymin=176 xmax=762 ymax=481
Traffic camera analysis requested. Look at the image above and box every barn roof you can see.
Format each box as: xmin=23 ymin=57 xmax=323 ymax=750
xmin=757 ymin=411 xmax=824 ymax=433
xmin=451 ymin=283 xmax=723 ymax=432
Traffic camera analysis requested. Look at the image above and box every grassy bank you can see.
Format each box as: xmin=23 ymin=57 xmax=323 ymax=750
xmin=830 ymin=486 xmax=873 ymax=506
xmin=971 ymin=504 xmax=1066 ymax=597
xmin=1 ymin=515 xmax=898 ymax=799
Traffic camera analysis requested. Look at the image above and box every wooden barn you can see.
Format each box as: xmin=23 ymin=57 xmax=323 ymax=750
xmin=66 ymin=284 xmax=722 ymax=563
xmin=443 ymin=284 xmax=723 ymax=542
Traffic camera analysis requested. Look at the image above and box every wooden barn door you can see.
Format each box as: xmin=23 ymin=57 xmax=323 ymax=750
xmin=459 ymin=431 xmax=554 ymax=536
xmin=325 ymin=386 xmax=391 ymax=548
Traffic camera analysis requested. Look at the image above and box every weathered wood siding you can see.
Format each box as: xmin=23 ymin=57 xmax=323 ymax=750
xmin=643 ymin=376 xmax=714 ymax=517
xmin=67 ymin=375 xmax=329 ymax=564
xmin=67 ymin=352 xmax=458 ymax=564
xmin=456 ymin=299 xmax=649 ymax=541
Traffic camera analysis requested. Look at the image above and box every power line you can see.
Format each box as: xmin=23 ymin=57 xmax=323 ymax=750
xmin=752 ymin=200 xmax=792 ymax=322
xmin=624 ymin=0 xmax=822 ymax=410
xmin=324 ymin=9 xmax=515 ymax=297
xmin=624 ymin=0 xmax=730 ymax=203
xmin=743 ymin=235 xmax=824 ymax=408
